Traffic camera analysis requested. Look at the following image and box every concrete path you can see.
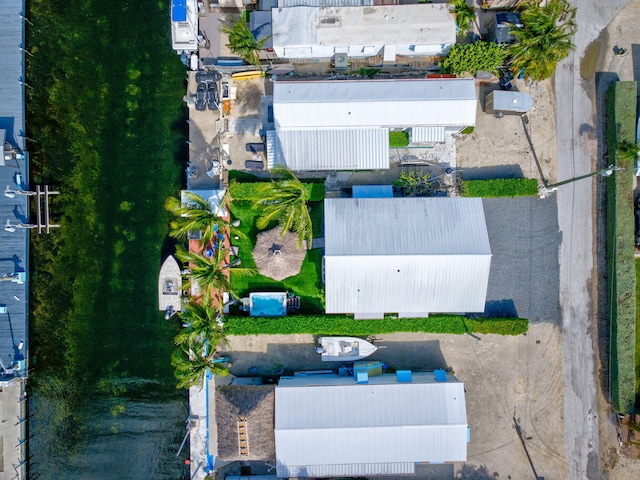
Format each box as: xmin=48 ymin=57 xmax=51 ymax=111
xmin=554 ymin=1 xmax=630 ymax=478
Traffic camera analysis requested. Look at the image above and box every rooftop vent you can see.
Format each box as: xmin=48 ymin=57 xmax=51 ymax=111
xmin=333 ymin=53 xmax=349 ymax=69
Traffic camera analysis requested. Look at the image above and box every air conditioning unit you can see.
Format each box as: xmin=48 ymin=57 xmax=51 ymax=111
xmin=333 ymin=53 xmax=349 ymax=69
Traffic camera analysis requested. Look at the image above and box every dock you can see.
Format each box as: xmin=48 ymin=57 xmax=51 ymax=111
xmin=0 ymin=0 xmax=29 ymax=478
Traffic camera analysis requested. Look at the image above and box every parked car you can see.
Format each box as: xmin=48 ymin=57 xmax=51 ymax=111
xmin=196 ymin=71 xmax=222 ymax=84
xmin=195 ymin=83 xmax=207 ymax=111
xmin=221 ymin=82 xmax=230 ymax=100
xmin=245 ymin=142 xmax=265 ymax=153
xmin=207 ymin=83 xmax=219 ymax=111
xmin=244 ymin=160 xmax=264 ymax=170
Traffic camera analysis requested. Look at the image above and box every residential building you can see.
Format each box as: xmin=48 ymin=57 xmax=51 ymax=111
xmin=274 ymin=371 xmax=468 ymax=477
xmin=261 ymin=4 xmax=456 ymax=61
xmin=268 ymin=77 xmax=477 ymax=170
xmin=323 ymin=197 xmax=492 ymax=319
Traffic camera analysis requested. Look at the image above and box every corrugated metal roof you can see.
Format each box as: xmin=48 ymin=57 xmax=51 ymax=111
xmin=274 ymin=376 xmax=467 ymax=477
xmin=411 ymin=126 xmax=446 ymax=144
xmin=270 ymin=128 xmax=389 ymax=171
xmin=0 ymin=0 xmax=28 ymax=374
xmin=278 ymin=0 xmax=373 ymax=6
xmin=271 ymin=5 xmax=454 ymax=59
xmin=324 ymin=198 xmax=491 ymax=314
xmin=273 ymin=78 xmax=477 ymax=128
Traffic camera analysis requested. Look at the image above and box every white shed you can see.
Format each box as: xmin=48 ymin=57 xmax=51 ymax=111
xmin=323 ymin=197 xmax=492 ymax=318
xmin=274 ymin=372 xmax=468 ymax=477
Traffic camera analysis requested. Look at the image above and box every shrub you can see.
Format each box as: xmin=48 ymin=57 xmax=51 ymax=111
xmin=389 ymin=131 xmax=410 ymax=147
xmin=229 ymin=181 xmax=325 ymax=201
xmin=224 ymin=314 xmax=528 ymax=336
xmin=393 ymin=171 xmax=432 ymax=196
xmin=606 ymin=81 xmax=637 ymax=413
xmin=461 ymin=126 xmax=475 ymax=135
xmin=440 ymin=41 xmax=507 ymax=76
xmin=460 ymin=178 xmax=538 ymax=197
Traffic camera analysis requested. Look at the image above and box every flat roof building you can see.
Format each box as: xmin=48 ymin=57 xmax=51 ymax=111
xmin=271 ymin=4 xmax=456 ymax=61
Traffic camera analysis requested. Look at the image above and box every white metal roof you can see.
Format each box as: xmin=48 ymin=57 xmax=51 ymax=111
xmin=275 ymin=374 xmax=467 ymax=477
xmin=271 ymin=5 xmax=455 ymax=59
xmin=324 ymin=197 xmax=491 ymax=315
xmin=273 ymin=78 xmax=477 ymax=129
xmin=268 ymin=128 xmax=389 ymax=171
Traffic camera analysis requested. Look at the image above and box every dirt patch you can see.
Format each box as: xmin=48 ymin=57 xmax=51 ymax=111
xmin=457 ymin=78 xmax=558 ymax=185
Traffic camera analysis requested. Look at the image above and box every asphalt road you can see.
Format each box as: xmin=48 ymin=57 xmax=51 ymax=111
xmin=555 ymin=1 xmax=630 ymax=478
xmin=482 ymin=197 xmax=561 ymax=324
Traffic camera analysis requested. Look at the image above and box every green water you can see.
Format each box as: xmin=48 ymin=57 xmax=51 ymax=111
xmin=26 ymin=0 xmax=189 ymax=477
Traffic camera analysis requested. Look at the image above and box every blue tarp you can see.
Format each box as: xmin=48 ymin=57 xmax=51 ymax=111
xmin=352 ymin=185 xmax=393 ymax=198
xmin=172 ymin=0 xmax=187 ymax=22
xmin=434 ymin=369 xmax=447 ymax=382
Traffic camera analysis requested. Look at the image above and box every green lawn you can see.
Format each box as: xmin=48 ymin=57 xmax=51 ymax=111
xmin=229 ymin=199 xmax=324 ymax=313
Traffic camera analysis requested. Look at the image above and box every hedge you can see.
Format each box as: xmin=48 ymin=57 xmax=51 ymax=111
xmin=389 ymin=131 xmax=410 ymax=148
xmin=223 ymin=314 xmax=528 ymax=336
xmin=229 ymin=181 xmax=325 ymax=202
xmin=440 ymin=41 xmax=507 ymax=76
xmin=461 ymin=178 xmax=539 ymax=197
xmin=606 ymin=81 xmax=637 ymax=413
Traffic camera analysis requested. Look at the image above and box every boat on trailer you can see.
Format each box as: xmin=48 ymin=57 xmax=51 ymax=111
xmin=159 ymin=255 xmax=182 ymax=318
xmin=317 ymin=336 xmax=377 ymax=362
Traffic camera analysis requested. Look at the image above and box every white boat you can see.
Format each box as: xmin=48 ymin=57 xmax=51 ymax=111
xmin=317 ymin=337 xmax=377 ymax=362
xmin=159 ymin=255 xmax=182 ymax=317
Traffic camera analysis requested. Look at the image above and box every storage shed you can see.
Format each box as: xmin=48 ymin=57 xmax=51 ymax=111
xmin=486 ymin=90 xmax=533 ymax=115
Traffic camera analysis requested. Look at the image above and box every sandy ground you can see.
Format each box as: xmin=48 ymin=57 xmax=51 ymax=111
xmin=457 ymin=78 xmax=558 ymax=185
xmin=223 ymin=324 xmax=566 ymax=479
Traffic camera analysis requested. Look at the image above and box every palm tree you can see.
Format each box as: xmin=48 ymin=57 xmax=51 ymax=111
xmin=220 ymin=17 xmax=271 ymax=67
xmin=508 ymin=0 xmax=576 ymax=81
xmin=175 ymin=244 xmax=256 ymax=299
xmin=165 ymin=191 xmax=239 ymax=248
xmin=236 ymin=167 xmax=312 ymax=248
xmin=171 ymin=345 xmax=229 ymax=390
xmin=175 ymin=298 xmax=230 ymax=354
xmin=449 ymin=0 xmax=480 ymax=38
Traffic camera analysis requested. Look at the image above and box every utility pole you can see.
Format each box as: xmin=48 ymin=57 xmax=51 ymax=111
xmin=538 ymin=164 xmax=622 ymax=198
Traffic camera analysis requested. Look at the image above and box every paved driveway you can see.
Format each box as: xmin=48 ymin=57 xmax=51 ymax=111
xmin=482 ymin=197 xmax=561 ymax=324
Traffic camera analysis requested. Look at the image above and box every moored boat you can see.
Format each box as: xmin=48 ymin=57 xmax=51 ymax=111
xmin=159 ymin=255 xmax=182 ymax=318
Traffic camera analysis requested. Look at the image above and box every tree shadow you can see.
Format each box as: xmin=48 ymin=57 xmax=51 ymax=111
xmin=455 ymin=463 xmax=501 ymax=480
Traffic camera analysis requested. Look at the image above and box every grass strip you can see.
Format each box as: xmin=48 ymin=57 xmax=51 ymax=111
xmin=224 ymin=314 xmax=528 ymax=336
xmin=461 ymin=178 xmax=539 ymax=197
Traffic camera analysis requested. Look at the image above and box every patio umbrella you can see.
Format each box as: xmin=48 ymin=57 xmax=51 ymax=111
xmin=252 ymin=227 xmax=306 ymax=281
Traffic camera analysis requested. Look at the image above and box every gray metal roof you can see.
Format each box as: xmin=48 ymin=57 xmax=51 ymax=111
xmin=273 ymin=78 xmax=477 ymax=129
xmin=0 ymin=0 xmax=28 ymax=376
xmin=274 ymin=373 xmax=467 ymax=477
xmin=324 ymin=197 xmax=492 ymax=315
xmin=268 ymin=128 xmax=389 ymax=171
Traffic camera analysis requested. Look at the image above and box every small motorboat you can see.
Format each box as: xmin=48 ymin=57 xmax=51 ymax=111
xmin=159 ymin=255 xmax=182 ymax=317
xmin=317 ymin=336 xmax=377 ymax=362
